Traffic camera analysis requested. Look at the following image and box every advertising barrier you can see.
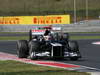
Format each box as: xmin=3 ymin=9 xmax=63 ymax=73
xmin=0 ymin=15 xmax=70 ymax=25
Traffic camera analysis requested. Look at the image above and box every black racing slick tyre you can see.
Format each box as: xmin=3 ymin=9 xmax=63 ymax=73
xmin=53 ymin=33 xmax=60 ymax=41
xmin=68 ymin=41 xmax=79 ymax=52
xmin=53 ymin=33 xmax=69 ymax=41
xmin=62 ymin=33 xmax=69 ymax=41
xmin=70 ymin=57 xmax=78 ymax=61
xmin=68 ymin=41 xmax=80 ymax=61
xmin=17 ymin=40 xmax=29 ymax=58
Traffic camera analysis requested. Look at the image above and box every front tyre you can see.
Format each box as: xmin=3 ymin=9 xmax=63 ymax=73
xmin=68 ymin=41 xmax=80 ymax=61
xmin=17 ymin=40 xmax=29 ymax=58
xmin=70 ymin=57 xmax=78 ymax=61
xmin=68 ymin=41 xmax=79 ymax=52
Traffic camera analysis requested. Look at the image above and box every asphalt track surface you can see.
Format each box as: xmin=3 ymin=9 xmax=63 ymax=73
xmin=0 ymin=39 xmax=100 ymax=72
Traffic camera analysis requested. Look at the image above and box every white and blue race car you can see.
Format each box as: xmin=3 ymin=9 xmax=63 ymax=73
xmin=17 ymin=26 xmax=81 ymax=60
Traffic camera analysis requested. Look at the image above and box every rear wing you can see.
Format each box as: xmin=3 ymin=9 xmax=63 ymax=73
xmin=31 ymin=26 xmax=62 ymax=35
xmin=31 ymin=29 xmax=45 ymax=35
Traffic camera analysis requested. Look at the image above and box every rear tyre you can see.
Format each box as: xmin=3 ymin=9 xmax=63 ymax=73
xmin=17 ymin=40 xmax=29 ymax=58
xmin=53 ymin=33 xmax=69 ymax=42
xmin=53 ymin=33 xmax=60 ymax=41
xmin=70 ymin=57 xmax=78 ymax=61
xmin=62 ymin=33 xmax=69 ymax=42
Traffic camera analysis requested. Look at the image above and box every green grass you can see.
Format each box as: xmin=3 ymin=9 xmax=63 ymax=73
xmin=0 ymin=35 xmax=100 ymax=40
xmin=0 ymin=36 xmax=28 ymax=40
xmin=0 ymin=60 xmax=90 ymax=75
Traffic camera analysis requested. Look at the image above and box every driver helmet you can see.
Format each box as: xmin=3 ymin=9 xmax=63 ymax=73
xmin=44 ymin=35 xmax=51 ymax=41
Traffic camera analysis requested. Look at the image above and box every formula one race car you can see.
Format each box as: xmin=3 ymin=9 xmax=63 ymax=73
xmin=17 ymin=26 xmax=81 ymax=60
